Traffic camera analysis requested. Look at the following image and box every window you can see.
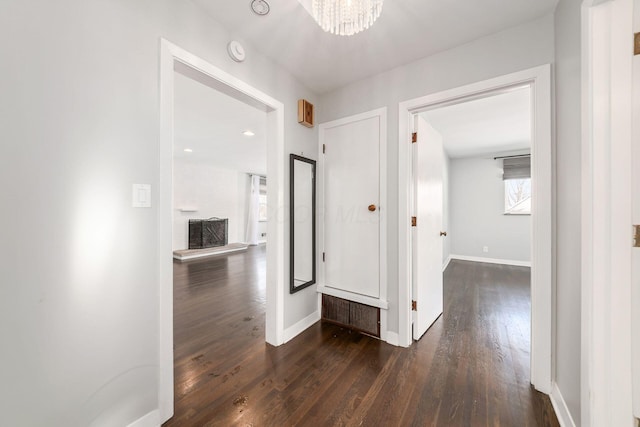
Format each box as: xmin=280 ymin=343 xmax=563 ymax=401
xmin=504 ymin=178 xmax=531 ymax=214
xmin=259 ymin=176 xmax=267 ymax=222
xmin=502 ymin=155 xmax=531 ymax=215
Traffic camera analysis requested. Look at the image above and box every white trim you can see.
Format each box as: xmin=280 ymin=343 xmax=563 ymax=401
xmin=385 ymin=331 xmax=399 ymax=346
xmin=449 ymin=254 xmax=531 ymax=268
xmin=550 ymin=383 xmax=577 ymax=427
xmin=283 ymin=310 xmax=321 ymax=343
xmin=398 ymin=65 xmax=553 ymax=392
xmin=317 ymin=107 xmax=390 ymax=342
xmin=127 ymin=410 xmax=160 ymax=427
xmin=158 ymin=39 xmax=286 ymax=424
xmin=581 ymin=1 xmax=635 ymax=425
xmin=316 ymin=285 xmax=390 ymax=309
xmin=442 ymin=255 xmax=452 ymax=271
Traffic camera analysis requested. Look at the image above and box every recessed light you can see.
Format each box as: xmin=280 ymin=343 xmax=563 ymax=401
xmin=184 ymin=148 xmax=193 ymax=153
xmin=243 ymin=130 xmax=255 ymax=137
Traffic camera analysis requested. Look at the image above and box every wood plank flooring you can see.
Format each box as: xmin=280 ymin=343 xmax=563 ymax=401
xmin=164 ymin=247 xmax=559 ymax=426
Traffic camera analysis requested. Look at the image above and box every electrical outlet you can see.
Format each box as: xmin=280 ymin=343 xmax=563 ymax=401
xmin=482 ymin=246 xmax=489 ymax=253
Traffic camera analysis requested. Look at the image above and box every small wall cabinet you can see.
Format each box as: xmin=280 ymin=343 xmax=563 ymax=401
xmin=322 ymin=294 xmax=380 ymax=337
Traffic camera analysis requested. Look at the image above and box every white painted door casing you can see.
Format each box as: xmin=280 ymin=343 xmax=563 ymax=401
xmin=398 ymin=65 xmax=552 ymax=395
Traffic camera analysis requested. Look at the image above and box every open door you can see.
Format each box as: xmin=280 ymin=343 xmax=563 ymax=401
xmin=411 ymin=115 xmax=444 ymax=340
xmin=632 ymin=0 xmax=640 ymax=416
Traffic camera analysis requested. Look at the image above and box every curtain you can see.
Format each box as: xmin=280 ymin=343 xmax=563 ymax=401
xmin=245 ymin=174 xmax=261 ymax=245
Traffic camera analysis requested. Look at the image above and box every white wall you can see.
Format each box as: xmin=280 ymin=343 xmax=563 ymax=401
xmin=0 ymin=0 xmax=318 ymax=425
xmin=554 ymin=0 xmax=582 ymax=423
xmin=319 ymin=14 xmax=555 ymax=334
xmin=449 ymin=157 xmax=531 ymax=262
xmin=173 ymin=159 xmax=251 ymax=250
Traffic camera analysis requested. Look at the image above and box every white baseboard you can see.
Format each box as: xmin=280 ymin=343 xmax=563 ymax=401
xmin=550 ymin=383 xmax=576 ymax=427
xmin=442 ymin=255 xmax=452 ymax=272
xmin=127 ymin=409 xmax=160 ymax=427
xmin=385 ymin=331 xmax=399 ymax=346
xmin=449 ymin=254 xmax=531 ymax=267
xmin=283 ymin=310 xmax=320 ymax=343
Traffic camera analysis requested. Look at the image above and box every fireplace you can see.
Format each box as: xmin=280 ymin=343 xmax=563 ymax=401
xmin=188 ymin=218 xmax=228 ymax=249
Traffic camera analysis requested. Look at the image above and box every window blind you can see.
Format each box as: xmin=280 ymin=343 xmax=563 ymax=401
xmin=502 ymin=156 xmax=531 ymax=180
xmin=259 ymin=176 xmax=267 ymax=194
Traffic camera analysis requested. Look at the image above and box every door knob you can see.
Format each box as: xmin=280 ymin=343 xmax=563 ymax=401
xmin=440 ymin=231 xmax=447 ymax=236
xmin=368 ymin=204 xmax=377 ymax=212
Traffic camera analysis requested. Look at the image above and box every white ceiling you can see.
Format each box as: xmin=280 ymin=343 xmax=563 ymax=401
xmin=420 ymin=86 xmax=531 ymax=159
xmin=192 ymin=0 xmax=559 ymax=94
xmin=173 ymin=71 xmax=267 ymax=175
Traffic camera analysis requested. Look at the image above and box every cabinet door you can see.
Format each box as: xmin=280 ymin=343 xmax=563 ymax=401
xmin=323 ymin=114 xmax=381 ymax=298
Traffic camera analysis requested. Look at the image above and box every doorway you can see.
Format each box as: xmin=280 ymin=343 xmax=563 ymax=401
xmin=410 ymin=85 xmax=533 ymax=337
xmin=398 ymin=65 xmax=553 ymax=394
xmin=158 ymin=40 xmax=285 ymax=423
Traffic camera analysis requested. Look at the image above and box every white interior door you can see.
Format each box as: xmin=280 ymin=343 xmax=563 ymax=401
xmin=412 ymin=115 xmax=444 ymax=340
xmin=323 ymin=115 xmax=381 ymax=298
xmin=632 ymin=0 xmax=640 ymax=416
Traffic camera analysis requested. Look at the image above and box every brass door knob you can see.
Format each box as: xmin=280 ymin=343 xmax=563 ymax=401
xmin=440 ymin=231 xmax=447 ymax=236
xmin=368 ymin=204 xmax=377 ymax=212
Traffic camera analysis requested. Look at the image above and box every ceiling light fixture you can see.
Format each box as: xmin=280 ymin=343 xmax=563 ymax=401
xmin=250 ymin=0 xmax=270 ymax=16
xmin=184 ymin=148 xmax=193 ymax=153
xmin=312 ymin=0 xmax=383 ymax=36
xmin=243 ymin=130 xmax=255 ymax=136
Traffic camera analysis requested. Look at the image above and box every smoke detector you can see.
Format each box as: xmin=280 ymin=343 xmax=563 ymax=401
xmin=250 ymin=0 xmax=270 ymax=16
xmin=227 ymin=41 xmax=246 ymax=62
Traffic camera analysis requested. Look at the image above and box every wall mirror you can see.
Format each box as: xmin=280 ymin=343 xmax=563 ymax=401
xmin=290 ymin=154 xmax=316 ymax=293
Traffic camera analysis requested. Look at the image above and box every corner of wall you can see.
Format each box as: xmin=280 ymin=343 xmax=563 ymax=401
xmin=126 ymin=410 xmax=160 ymax=427
xmin=550 ymin=383 xmax=577 ymax=427
xmin=283 ymin=310 xmax=321 ymax=343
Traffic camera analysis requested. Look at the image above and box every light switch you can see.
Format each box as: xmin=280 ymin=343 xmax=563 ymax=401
xmin=132 ymin=184 xmax=151 ymax=208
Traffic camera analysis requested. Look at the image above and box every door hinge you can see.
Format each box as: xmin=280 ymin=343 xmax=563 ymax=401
xmin=322 ymin=252 xmax=326 ymax=262
xmin=323 ymin=144 xmax=326 ymax=154
xmin=634 ymin=225 xmax=640 ymax=248
xmin=635 ymin=33 xmax=640 ymax=56
xmin=412 ymin=300 xmax=417 ymax=311
xmin=411 ymin=216 xmax=417 ymax=227
xmin=411 ymin=132 xmax=417 ymax=143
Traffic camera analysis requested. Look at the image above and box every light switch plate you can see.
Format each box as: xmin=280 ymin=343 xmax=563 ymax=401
xmin=132 ymin=184 xmax=151 ymax=208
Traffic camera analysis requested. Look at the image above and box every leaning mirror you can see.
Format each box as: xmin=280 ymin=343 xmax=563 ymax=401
xmin=290 ymin=154 xmax=316 ymax=293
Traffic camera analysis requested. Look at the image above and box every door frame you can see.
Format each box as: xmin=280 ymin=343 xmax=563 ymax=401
xmin=316 ymin=107 xmax=388 ymax=341
xmin=158 ymin=39 xmax=285 ymax=423
xmin=398 ymin=65 xmax=553 ymax=394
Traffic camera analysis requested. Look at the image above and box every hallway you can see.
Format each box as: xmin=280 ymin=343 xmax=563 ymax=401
xmin=166 ymin=249 xmax=558 ymax=426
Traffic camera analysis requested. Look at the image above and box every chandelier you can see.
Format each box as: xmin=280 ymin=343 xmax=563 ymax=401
xmin=311 ymin=0 xmax=384 ymax=36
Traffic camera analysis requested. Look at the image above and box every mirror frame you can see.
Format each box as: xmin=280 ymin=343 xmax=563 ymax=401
xmin=289 ymin=154 xmax=316 ymax=294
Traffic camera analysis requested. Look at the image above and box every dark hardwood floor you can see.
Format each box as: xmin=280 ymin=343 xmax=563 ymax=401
xmin=164 ymin=248 xmax=559 ymax=426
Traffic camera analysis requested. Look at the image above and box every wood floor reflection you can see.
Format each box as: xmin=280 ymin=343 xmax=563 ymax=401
xmin=164 ymin=248 xmax=559 ymax=426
